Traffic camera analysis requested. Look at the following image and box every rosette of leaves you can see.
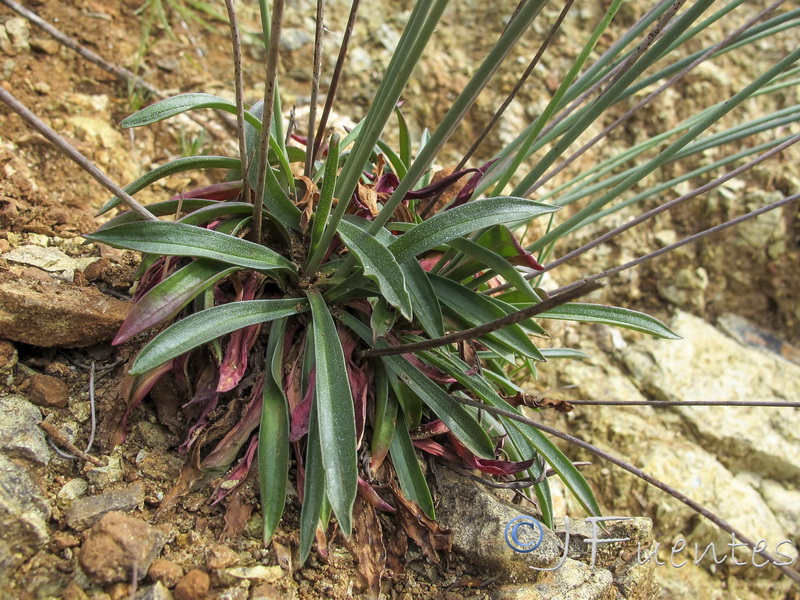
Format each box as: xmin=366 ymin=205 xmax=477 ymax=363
xmin=80 ymin=0 xmax=799 ymax=570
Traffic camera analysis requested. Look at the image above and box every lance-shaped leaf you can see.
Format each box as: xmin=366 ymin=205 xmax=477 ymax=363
xmin=299 ymin=401 xmax=325 ymax=563
xmin=388 ymin=196 xmax=559 ymax=263
xmin=97 ymin=156 xmax=241 ymax=215
xmin=177 ymin=202 xmax=253 ymax=226
xmin=430 ymin=274 xmax=544 ymax=361
xmin=115 ymin=259 xmax=240 ymax=344
xmin=337 ymin=219 xmax=412 ymax=320
xmin=307 ymin=291 xmax=358 ymax=536
xmin=121 ymin=93 xmax=263 ymax=130
xmin=390 ymin=408 xmax=435 ymax=519
xmin=535 ymin=303 xmax=681 ymax=339
xmin=422 ymin=349 xmax=601 ymax=521
xmin=99 ymin=198 xmax=221 ymax=230
xmin=337 ymin=312 xmax=493 ymax=459
xmin=86 ymin=221 xmax=295 ymax=272
xmin=370 ymin=364 xmax=396 ymax=472
xmin=259 ymin=318 xmax=290 ymax=544
xmin=402 ymin=260 xmax=444 ymax=339
xmin=130 ymin=298 xmax=307 ymax=374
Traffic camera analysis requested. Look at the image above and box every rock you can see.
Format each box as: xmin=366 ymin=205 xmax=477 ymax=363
xmin=28 ymin=373 xmax=71 ymax=408
xmin=205 ymin=544 xmax=240 ymax=570
xmin=62 ymin=581 xmax=91 ymax=600
xmin=79 ymin=511 xmax=166 ymax=584
xmin=174 ymin=569 xmax=210 ymax=600
xmin=3 ymin=245 xmax=97 ymax=281
xmin=216 ymin=565 xmax=282 ymax=584
xmin=620 ymin=311 xmax=800 ymax=481
xmin=57 ymin=478 xmax=89 ymax=506
xmin=148 ymin=558 xmax=184 ymax=588
xmin=761 ymin=480 xmax=800 ymax=540
xmin=0 ymin=339 xmax=17 ymax=376
xmin=85 ymin=455 xmax=124 ymax=488
xmin=215 ymin=587 xmax=248 ymax=600
xmin=249 ymin=584 xmax=282 ymax=600
xmin=65 ymin=481 xmax=146 ymax=531
xmin=492 ymin=559 xmax=615 ymax=600
xmin=0 ymin=271 xmax=129 ymax=347
xmin=435 ymin=466 xmax=563 ymax=582
xmin=0 ymin=394 xmax=50 ymax=465
xmin=279 ymin=28 xmax=312 ymax=51
xmin=136 ymin=581 xmax=174 ymax=600
xmin=29 ymin=38 xmax=60 ymax=55
xmin=3 ymin=18 xmax=29 ymax=54
xmin=0 ymin=454 xmax=51 ymax=574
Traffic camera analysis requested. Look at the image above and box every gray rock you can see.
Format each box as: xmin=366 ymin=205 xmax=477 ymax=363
xmin=85 ymin=455 xmax=124 ymax=488
xmin=435 ymin=466 xmax=563 ymax=582
xmin=0 ymin=454 xmax=51 ymax=574
xmin=0 ymin=394 xmax=50 ymax=465
xmin=279 ymin=28 xmax=312 ymax=51
xmin=492 ymin=559 xmax=615 ymax=600
xmin=620 ymin=311 xmax=800 ymax=481
xmin=65 ymin=481 xmax=146 ymax=531
xmin=2 ymin=18 xmax=29 ymax=55
xmin=57 ymin=477 xmax=89 ymax=507
xmin=135 ymin=581 xmax=174 ymax=600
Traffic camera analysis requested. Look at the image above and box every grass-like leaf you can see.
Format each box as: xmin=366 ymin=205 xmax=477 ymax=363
xmin=115 ymin=259 xmax=240 ymax=344
xmin=337 ymin=219 xmax=412 ymax=320
xmin=370 ymin=363 xmax=396 ymax=472
xmin=299 ymin=400 xmax=325 ymax=563
xmin=98 ymin=198 xmax=222 ymax=229
xmin=401 ymin=260 xmax=444 ymax=338
xmin=86 ymin=221 xmax=295 ymax=272
xmin=307 ymin=291 xmax=358 ymax=536
xmin=96 ymin=156 xmax=241 ymax=215
xmin=121 ymin=93 xmax=262 ymax=129
xmin=130 ymin=298 xmax=307 ymax=374
xmin=388 ymin=196 xmax=558 ymax=263
xmin=259 ymin=318 xmax=290 ymax=544
xmin=390 ymin=408 xmax=435 ymax=519
xmin=537 ymin=303 xmax=680 ymax=339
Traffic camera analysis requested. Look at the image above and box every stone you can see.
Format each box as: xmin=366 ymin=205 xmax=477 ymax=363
xmin=205 ymin=544 xmax=240 ymax=570
xmin=3 ymin=245 xmax=95 ymax=273
xmin=135 ymin=581 xmax=174 ymax=600
xmin=148 ymin=558 xmax=184 ymax=588
xmin=217 ymin=565 xmax=282 ymax=584
xmin=3 ymin=18 xmax=29 ymax=54
xmin=62 ymin=581 xmax=91 ymax=600
xmin=0 ymin=339 xmax=17 ymax=375
xmin=620 ymin=311 xmax=800 ymax=481
xmin=0 ymin=271 xmax=129 ymax=347
xmin=79 ymin=512 xmax=166 ymax=584
xmin=57 ymin=478 xmax=89 ymax=506
xmin=65 ymin=481 xmax=146 ymax=531
xmin=0 ymin=394 xmax=50 ymax=465
xmin=492 ymin=559 xmax=615 ymax=600
xmin=435 ymin=466 xmax=563 ymax=582
xmin=27 ymin=373 xmax=71 ymax=408
xmin=85 ymin=455 xmax=124 ymax=488
xmin=174 ymin=569 xmax=210 ymax=600
xmin=249 ymin=584 xmax=282 ymax=600
xmin=29 ymin=38 xmax=60 ymax=55
xmin=0 ymin=454 xmax=51 ymax=574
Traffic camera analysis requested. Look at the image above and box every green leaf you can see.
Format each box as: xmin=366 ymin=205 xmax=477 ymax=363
xmin=85 ymin=221 xmax=295 ymax=272
xmin=259 ymin=318 xmax=290 ymax=544
xmin=130 ymin=298 xmax=307 ymax=374
xmin=537 ymin=303 xmax=681 ymax=339
xmin=390 ymin=408 xmax=435 ymax=519
xmin=395 ymin=106 xmax=412 ymax=168
xmin=423 ymin=350 xmax=601 ymax=519
xmin=308 ymin=135 xmax=339 ymax=261
xmin=96 ymin=156 xmax=241 ymax=215
xmin=388 ymin=196 xmax=559 ymax=263
xmin=122 ymin=93 xmax=261 ymax=129
xmin=177 ymin=202 xmax=253 ymax=226
xmin=115 ymin=259 xmax=240 ymax=343
xmin=337 ymin=219 xmax=412 ymax=320
xmin=307 ymin=291 xmax=358 ymax=536
xmin=370 ymin=364 xmax=396 ymax=472
xmin=299 ymin=401 xmax=325 ymax=563
xmin=98 ymin=198 xmax=223 ymax=229
xmin=386 ymin=369 xmax=422 ymax=429
xmin=430 ymin=275 xmax=544 ymax=361
xmin=401 ymin=260 xmax=444 ymax=338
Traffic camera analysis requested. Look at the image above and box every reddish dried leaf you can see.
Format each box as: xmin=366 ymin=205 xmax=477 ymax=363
xmin=390 ymin=482 xmax=452 ymax=564
xmin=340 ymin=496 xmax=386 ymax=598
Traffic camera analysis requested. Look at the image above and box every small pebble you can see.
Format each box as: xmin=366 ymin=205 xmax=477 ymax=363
xmin=174 ymin=569 xmax=210 ymax=600
xmin=28 ymin=373 xmax=70 ymax=408
xmin=148 ymin=558 xmax=184 ymax=588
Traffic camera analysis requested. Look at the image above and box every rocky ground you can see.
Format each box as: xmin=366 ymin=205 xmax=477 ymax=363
xmin=1 ymin=1 xmax=799 ymax=599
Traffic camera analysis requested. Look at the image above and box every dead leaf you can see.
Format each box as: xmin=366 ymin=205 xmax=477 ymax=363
xmin=156 ymin=431 xmax=206 ymax=521
xmin=340 ymin=496 xmax=386 ymax=598
xmin=295 ymin=176 xmax=319 ymax=233
xmin=415 ymin=167 xmax=471 ymax=217
xmin=355 ymin=183 xmax=380 ymax=218
xmin=389 ymin=482 xmax=452 ymax=564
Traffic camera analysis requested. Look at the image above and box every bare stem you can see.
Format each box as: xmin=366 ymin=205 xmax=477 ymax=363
xmin=550 ymin=192 xmax=800 ymax=297
xmin=312 ymin=0 xmax=361 ymax=161
xmin=223 ymin=0 xmax=250 ymax=204
xmin=253 ymin=0 xmax=286 ymax=244
xmin=305 ymin=0 xmax=326 ymax=177
xmin=0 ymin=88 xmax=157 ymax=222
xmin=568 ymin=399 xmax=800 ymax=407
xmin=359 ymin=280 xmax=602 ymax=359
xmin=450 ymin=395 xmax=800 ymax=585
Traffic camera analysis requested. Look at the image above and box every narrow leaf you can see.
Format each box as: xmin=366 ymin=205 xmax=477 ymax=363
xmin=121 ymin=93 xmax=262 ymax=129
xmin=537 ymin=303 xmax=680 ymax=339
xmin=130 ymin=298 xmax=307 ymax=374
xmin=86 ymin=221 xmax=295 ymax=272
xmin=390 ymin=408 xmax=435 ymax=519
xmin=299 ymin=401 xmax=325 ymax=563
xmin=307 ymin=291 xmax=358 ymax=536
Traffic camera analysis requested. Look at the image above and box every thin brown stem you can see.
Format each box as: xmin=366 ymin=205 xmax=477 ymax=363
xmin=359 ymin=280 xmax=602 ymax=359
xmin=305 ymin=0 xmax=326 ymax=177
xmin=0 ymin=88 xmax=157 ymax=222
xmin=312 ymin=0 xmax=361 ymax=161
xmin=0 ymin=0 xmax=233 ymax=139
xmin=223 ymin=0 xmax=250 ymax=204
xmin=253 ymin=0 xmax=286 ymax=244
xmin=550 ymin=192 xmax=800 ymax=297
xmin=450 ymin=395 xmax=800 ymax=585
xmin=568 ymin=399 xmax=800 ymax=408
